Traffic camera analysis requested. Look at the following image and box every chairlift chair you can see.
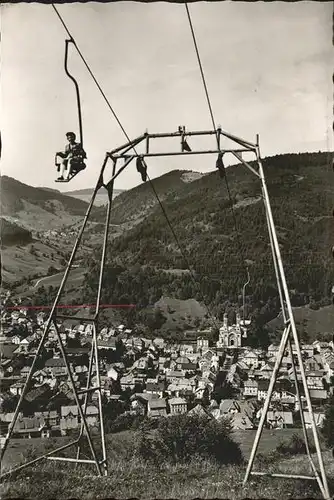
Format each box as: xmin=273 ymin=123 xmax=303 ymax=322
xmin=55 ymin=152 xmax=87 ymax=183
xmin=54 ymin=38 xmax=86 ymax=183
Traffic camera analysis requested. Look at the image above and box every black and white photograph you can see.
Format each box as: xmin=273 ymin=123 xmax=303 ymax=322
xmin=0 ymin=1 xmax=333 ymax=498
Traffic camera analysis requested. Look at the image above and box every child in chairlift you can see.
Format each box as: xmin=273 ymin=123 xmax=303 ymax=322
xmin=55 ymin=132 xmax=86 ymax=181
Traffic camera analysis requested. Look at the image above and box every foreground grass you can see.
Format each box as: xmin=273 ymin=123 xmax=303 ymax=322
xmin=1 ymin=455 xmax=329 ymax=500
xmin=1 ymin=430 xmax=333 ymax=499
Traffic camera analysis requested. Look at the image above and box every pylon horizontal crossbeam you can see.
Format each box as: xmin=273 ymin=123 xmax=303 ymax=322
xmin=251 ymin=472 xmax=317 ymax=481
xmin=77 ymin=386 xmax=101 ymax=395
xmin=107 ymin=128 xmax=258 ymax=159
xmin=47 ymin=456 xmax=97 ymax=464
xmin=115 ymin=147 xmax=250 ymax=159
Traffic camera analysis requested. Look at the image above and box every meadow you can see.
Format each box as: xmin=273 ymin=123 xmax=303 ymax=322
xmin=1 ymin=428 xmax=333 ymax=499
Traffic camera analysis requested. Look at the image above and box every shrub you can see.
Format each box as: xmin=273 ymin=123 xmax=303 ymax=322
xmin=134 ymin=414 xmax=243 ymax=466
xmin=109 ymin=412 xmax=145 ymax=433
xmin=276 ymin=433 xmax=315 ymax=456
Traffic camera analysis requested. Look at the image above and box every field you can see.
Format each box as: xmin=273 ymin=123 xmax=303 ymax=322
xmin=32 ymin=267 xmax=86 ymax=290
xmin=65 ymin=190 xmax=124 ymax=206
xmin=2 ymin=429 xmax=334 ymax=499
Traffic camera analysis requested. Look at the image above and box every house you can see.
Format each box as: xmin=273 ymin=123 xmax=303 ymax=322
xmin=168 ymin=397 xmax=188 ymax=415
xmin=324 ymin=360 xmax=334 ymax=383
xmin=0 ymin=412 xmax=23 ymax=435
xmin=130 ymin=393 xmax=159 ymax=415
xmin=37 ymin=312 xmax=46 ymax=326
xmin=266 ymin=410 xmax=293 ymax=429
xmin=166 ymin=370 xmax=186 ymax=383
xmin=97 ymin=338 xmax=117 ymax=351
xmin=144 ymin=381 xmax=165 ymax=397
xmin=60 ymin=405 xmax=98 ymax=435
xmin=167 ymin=382 xmax=194 ymax=397
xmin=243 ymin=380 xmax=258 ymax=398
xmin=313 ymin=341 xmax=329 ymax=354
xmin=9 ymin=381 xmax=25 ymax=396
xmin=24 ymin=384 xmax=51 ymax=405
xmin=60 ymin=406 xmax=78 ymax=435
xmin=147 ymin=398 xmax=167 ymax=418
xmin=257 ymin=380 xmax=270 ymax=401
xmin=306 ymin=371 xmax=326 ymax=389
xmin=126 ymin=337 xmax=145 ymax=351
xmin=175 ymin=356 xmax=197 ymax=372
xmin=107 ymin=365 xmax=119 ymax=381
xmin=305 ymin=357 xmax=323 ymax=372
xmin=20 ymin=365 xmax=31 ymax=378
xmin=231 ymin=413 xmax=254 ymax=430
xmin=133 ymin=357 xmax=149 ymax=372
xmin=242 ymin=351 xmax=259 ymax=370
xmin=188 ymin=403 xmax=213 ymax=419
xmin=219 ymin=399 xmax=239 ymax=416
xmin=259 ymin=363 xmax=274 ymax=377
xmin=268 ymin=344 xmax=279 ymax=356
xmin=302 ymin=411 xmax=325 ymax=428
xmin=11 ymin=335 xmax=21 ymax=345
xmin=120 ymin=374 xmax=137 ymax=391
xmin=179 ymin=343 xmax=195 ymax=356
xmin=302 ymin=344 xmax=315 ymax=357
xmin=35 ymin=410 xmax=59 ymax=428
xmin=44 ymin=358 xmax=67 ymax=377
xmin=13 ymin=415 xmax=47 ymax=439
xmin=197 ymin=337 xmax=209 ymax=352
xmin=0 ymin=344 xmax=19 ymax=359
xmin=309 ymin=388 xmax=328 ymax=401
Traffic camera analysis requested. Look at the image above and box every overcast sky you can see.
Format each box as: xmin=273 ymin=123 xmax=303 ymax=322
xmin=0 ymin=1 xmax=332 ymax=193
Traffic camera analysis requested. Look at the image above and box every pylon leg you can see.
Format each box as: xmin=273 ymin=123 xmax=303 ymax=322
xmin=0 ymin=156 xmax=111 ymax=480
xmin=243 ymin=323 xmax=291 ymax=485
xmin=262 ymin=183 xmax=326 ymax=497
xmin=288 ymin=339 xmax=326 ymax=498
xmin=242 ymin=147 xmax=330 ymax=499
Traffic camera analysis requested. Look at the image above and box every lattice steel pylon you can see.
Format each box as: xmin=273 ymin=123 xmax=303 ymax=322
xmin=0 ymin=128 xmax=330 ymax=499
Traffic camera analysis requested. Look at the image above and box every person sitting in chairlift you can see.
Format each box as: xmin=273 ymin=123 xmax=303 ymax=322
xmin=55 ymin=132 xmax=86 ymax=181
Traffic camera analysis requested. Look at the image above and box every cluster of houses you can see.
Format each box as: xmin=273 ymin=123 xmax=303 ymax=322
xmin=1 ymin=298 xmax=333 ymax=440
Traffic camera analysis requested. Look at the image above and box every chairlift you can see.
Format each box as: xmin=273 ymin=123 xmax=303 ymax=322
xmin=55 ymin=39 xmax=86 ymax=183
xmin=216 ymin=153 xmax=225 ymax=178
xmin=136 ymin=156 xmax=148 ymax=182
xmin=179 ymin=125 xmax=192 ymax=152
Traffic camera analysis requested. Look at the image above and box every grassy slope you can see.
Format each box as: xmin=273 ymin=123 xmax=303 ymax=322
xmin=0 ymin=176 xmax=105 ymax=286
xmin=0 ymin=176 xmax=96 ymax=218
xmin=267 ymin=304 xmax=334 ymax=341
xmin=1 ymin=429 xmax=333 ymax=499
xmin=108 ymin=169 xmax=201 ymax=224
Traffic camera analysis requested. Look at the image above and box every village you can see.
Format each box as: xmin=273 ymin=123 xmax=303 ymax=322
xmin=1 ymin=293 xmax=333 ymax=442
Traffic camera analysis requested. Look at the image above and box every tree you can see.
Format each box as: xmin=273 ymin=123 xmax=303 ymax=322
xmin=212 ymin=383 xmax=238 ymax=404
xmin=321 ymin=394 xmax=334 ymax=448
xmin=1 ymin=394 xmax=19 ymax=413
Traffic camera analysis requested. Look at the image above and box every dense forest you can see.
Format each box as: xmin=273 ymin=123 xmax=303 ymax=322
xmin=0 ymin=217 xmax=33 ymax=246
xmin=79 ymin=151 xmax=333 ymax=344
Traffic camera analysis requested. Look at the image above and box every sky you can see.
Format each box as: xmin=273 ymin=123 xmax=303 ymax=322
xmin=0 ymin=1 xmax=333 ymax=193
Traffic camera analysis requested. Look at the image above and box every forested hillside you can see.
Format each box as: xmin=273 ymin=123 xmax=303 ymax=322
xmin=80 ymin=152 xmax=333 ymax=339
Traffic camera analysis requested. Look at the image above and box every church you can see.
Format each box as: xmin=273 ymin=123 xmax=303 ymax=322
xmin=216 ymin=312 xmax=249 ymax=348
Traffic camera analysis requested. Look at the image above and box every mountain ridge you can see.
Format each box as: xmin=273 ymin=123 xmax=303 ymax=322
xmin=80 ymin=151 xmax=334 ymax=341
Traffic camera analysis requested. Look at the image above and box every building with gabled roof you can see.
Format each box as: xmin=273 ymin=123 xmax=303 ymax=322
xmin=147 ymin=398 xmax=167 ymax=418
xmin=168 ymin=397 xmax=187 ymax=415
